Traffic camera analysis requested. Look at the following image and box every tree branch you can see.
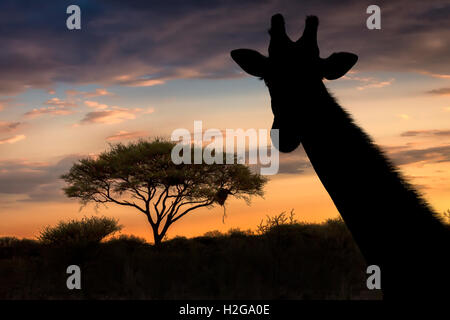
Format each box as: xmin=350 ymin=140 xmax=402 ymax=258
xmin=100 ymin=187 xmax=148 ymax=214
xmin=171 ymin=200 xmax=214 ymax=223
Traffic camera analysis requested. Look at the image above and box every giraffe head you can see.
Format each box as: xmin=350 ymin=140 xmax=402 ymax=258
xmin=231 ymin=14 xmax=358 ymax=152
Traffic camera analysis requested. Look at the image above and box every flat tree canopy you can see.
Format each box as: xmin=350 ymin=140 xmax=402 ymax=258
xmin=61 ymin=139 xmax=267 ymax=245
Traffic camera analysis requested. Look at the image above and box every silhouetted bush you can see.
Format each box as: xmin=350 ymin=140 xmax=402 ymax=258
xmin=257 ymin=209 xmax=298 ymax=234
xmin=0 ymin=237 xmax=40 ymax=259
xmin=0 ymin=236 xmax=19 ymax=247
xmin=37 ymin=216 xmax=122 ymax=247
xmin=0 ymin=213 xmax=381 ymax=300
xmin=227 ymin=227 xmax=253 ymax=236
xmin=202 ymin=230 xmax=224 ymax=238
xmin=107 ymin=234 xmax=148 ymax=246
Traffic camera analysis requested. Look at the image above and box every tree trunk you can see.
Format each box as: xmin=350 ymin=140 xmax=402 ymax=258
xmin=152 ymin=218 xmax=172 ymax=247
xmin=147 ymin=213 xmax=162 ymax=247
xmin=153 ymin=236 xmax=162 ymax=247
xmin=152 ymin=228 xmax=163 ymax=247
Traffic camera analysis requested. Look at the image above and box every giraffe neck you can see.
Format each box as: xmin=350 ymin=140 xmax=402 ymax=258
xmin=286 ymin=83 xmax=448 ymax=295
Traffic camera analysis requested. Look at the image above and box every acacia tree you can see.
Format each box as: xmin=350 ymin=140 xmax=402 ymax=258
xmin=61 ymin=139 xmax=267 ymax=245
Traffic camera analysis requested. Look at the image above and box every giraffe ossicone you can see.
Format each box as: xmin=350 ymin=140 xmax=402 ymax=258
xmin=231 ymin=14 xmax=357 ymax=153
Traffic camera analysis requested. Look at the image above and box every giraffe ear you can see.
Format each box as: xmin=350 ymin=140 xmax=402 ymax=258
xmin=321 ymin=52 xmax=358 ymax=80
xmin=231 ymin=49 xmax=268 ymax=78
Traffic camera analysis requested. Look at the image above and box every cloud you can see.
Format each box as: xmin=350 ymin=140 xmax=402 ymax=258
xmin=277 ymin=147 xmax=312 ymax=174
xmin=1 ymin=0 xmax=449 ymax=97
xmin=0 ymin=155 xmax=81 ymax=202
xmin=419 ymin=71 xmax=450 ymax=79
xmin=398 ymin=114 xmax=410 ymax=120
xmin=88 ymin=88 xmax=112 ymax=97
xmin=401 ymin=129 xmax=450 ymax=137
xmin=247 ymin=145 xmax=313 ymax=175
xmin=106 ymin=130 xmax=148 ymax=141
xmin=84 ymin=100 xmax=109 ymax=109
xmin=0 ymin=121 xmax=22 ymax=133
xmin=426 ymin=88 xmax=450 ymax=96
xmin=66 ymin=88 xmax=113 ymax=98
xmin=387 ymin=145 xmax=450 ymax=165
xmin=80 ymin=108 xmax=140 ymax=124
xmin=0 ymin=134 xmax=26 ymax=145
xmin=114 ymin=76 xmax=165 ymax=87
xmin=342 ymin=74 xmax=395 ymax=90
xmin=143 ymin=107 xmax=155 ymax=114
xmin=44 ymin=97 xmax=77 ymax=108
xmin=356 ymin=78 xmax=394 ymax=90
xmin=24 ymin=106 xmax=75 ymax=118
xmin=23 ymin=97 xmax=78 ymax=118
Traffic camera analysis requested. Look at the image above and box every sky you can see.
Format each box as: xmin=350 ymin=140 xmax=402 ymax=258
xmin=0 ymin=0 xmax=449 ymax=241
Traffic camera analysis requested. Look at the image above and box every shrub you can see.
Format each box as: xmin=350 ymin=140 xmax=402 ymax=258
xmin=323 ymin=217 xmax=346 ymax=230
xmin=163 ymin=235 xmax=190 ymax=250
xmin=0 ymin=237 xmax=20 ymax=248
xmin=107 ymin=234 xmax=148 ymax=245
xmin=37 ymin=216 xmax=122 ymax=247
xmin=203 ymin=230 xmax=224 ymax=238
xmin=256 ymin=209 xmax=298 ymax=234
xmin=0 ymin=237 xmax=40 ymax=250
xmin=227 ymin=228 xmax=253 ymax=236
xmin=0 ymin=237 xmax=41 ymax=259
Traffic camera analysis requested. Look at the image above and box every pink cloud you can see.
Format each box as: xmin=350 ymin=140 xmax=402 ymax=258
xmin=419 ymin=71 xmax=450 ymax=79
xmin=397 ymin=114 xmax=411 ymax=120
xmin=401 ymin=130 xmax=450 ymax=137
xmin=342 ymin=73 xmax=395 ymax=90
xmin=426 ymin=88 xmax=450 ymax=96
xmin=66 ymin=88 xmax=113 ymax=98
xmin=23 ymin=97 xmax=78 ymax=118
xmin=357 ymin=79 xmax=395 ymax=90
xmin=44 ymin=97 xmax=77 ymax=108
xmin=80 ymin=108 xmax=140 ymax=125
xmin=86 ymin=88 xmax=112 ymax=97
xmin=114 ymin=75 xmax=165 ymax=87
xmin=84 ymin=100 xmax=109 ymax=109
xmin=0 ymin=121 xmax=22 ymax=133
xmin=106 ymin=130 xmax=148 ymax=141
xmin=0 ymin=134 xmax=26 ymax=145
xmin=24 ymin=106 xmax=74 ymax=118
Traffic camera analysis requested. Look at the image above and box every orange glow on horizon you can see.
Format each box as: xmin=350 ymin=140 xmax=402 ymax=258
xmin=1 ymin=162 xmax=448 ymax=243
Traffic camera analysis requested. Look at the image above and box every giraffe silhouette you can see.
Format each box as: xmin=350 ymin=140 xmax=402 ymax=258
xmin=231 ymin=14 xmax=449 ymax=299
